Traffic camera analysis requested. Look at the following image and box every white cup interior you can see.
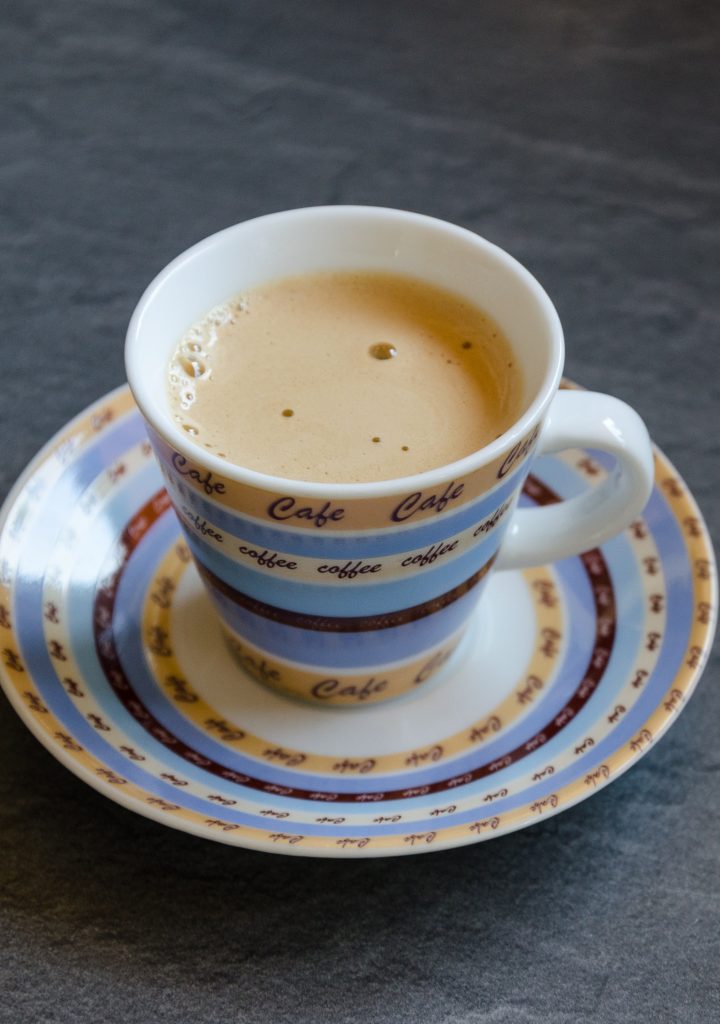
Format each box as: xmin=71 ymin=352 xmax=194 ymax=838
xmin=126 ymin=206 xmax=563 ymax=492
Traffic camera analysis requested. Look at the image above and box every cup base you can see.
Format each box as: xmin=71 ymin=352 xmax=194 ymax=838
xmin=220 ymin=622 xmax=468 ymax=709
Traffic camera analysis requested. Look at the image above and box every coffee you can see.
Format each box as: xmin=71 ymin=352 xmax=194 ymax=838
xmin=167 ymin=271 xmax=523 ymax=483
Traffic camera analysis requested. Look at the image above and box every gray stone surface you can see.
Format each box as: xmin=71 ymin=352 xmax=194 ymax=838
xmin=0 ymin=1 xmax=718 ymax=1021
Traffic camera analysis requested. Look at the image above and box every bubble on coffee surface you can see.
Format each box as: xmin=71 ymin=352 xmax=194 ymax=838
xmin=169 ymin=301 xmax=241 ymax=412
xmin=178 ymin=354 xmax=207 ymax=379
xmin=369 ymin=342 xmax=397 ymax=360
xmin=180 ymin=387 xmax=195 ymax=409
xmin=281 ymin=408 xmax=294 ymax=417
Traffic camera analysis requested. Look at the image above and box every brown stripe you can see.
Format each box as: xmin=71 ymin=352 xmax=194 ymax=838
xmin=197 ymin=554 xmax=497 ymax=633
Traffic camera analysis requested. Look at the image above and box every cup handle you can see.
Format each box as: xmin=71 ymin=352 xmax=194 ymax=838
xmin=496 ymin=390 xmax=655 ymax=571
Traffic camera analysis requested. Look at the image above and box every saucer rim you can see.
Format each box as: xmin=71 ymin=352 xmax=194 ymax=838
xmin=0 ymin=384 xmax=716 ymax=858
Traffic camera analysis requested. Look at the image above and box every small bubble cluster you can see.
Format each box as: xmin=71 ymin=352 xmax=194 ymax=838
xmin=169 ymin=297 xmax=249 ymax=433
xmin=178 ymin=354 xmax=207 ymax=379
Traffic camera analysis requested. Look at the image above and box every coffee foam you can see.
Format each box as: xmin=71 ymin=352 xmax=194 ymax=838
xmin=167 ymin=271 xmax=523 ymax=482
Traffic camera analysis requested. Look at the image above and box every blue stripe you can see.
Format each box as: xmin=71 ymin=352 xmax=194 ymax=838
xmin=207 ymin=579 xmax=485 ymax=668
xmin=163 ymin=462 xmax=526 ymax=558
xmin=183 ymin=520 xmax=505 ymax=616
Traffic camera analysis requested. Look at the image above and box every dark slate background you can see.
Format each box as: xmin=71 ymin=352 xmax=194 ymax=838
xmin=1 ymin=2 xmax=718 ymax=1022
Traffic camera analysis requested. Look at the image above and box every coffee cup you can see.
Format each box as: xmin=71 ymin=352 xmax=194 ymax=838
xmin=125 ymin=206 xmax=654 ymax=706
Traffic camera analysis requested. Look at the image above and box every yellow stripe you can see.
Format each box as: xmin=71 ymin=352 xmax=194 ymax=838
xmin=150 ymin=421 xmax=539 ymax=532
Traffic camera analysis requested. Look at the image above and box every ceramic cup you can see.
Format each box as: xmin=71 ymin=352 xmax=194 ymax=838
xmin=125 ymin=206 xmax=654 ymax=707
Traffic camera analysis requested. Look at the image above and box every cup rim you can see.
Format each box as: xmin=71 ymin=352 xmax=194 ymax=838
xmin=125 ymin=205 xmax=564 ymax=499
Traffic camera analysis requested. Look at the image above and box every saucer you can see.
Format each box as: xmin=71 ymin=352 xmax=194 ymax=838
xmin=0 ymin=385 xmax=716 ymax=857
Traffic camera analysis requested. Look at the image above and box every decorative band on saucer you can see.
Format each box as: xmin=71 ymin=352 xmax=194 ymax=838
xmin=143 ymin=541 xmax=566 ymax=754
xmin=85 ymin=480 xmax=616 ymax=801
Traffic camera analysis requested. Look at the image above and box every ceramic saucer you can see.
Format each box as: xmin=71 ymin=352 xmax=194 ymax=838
xmin=0 ymin=386 xmax=716 ymax=857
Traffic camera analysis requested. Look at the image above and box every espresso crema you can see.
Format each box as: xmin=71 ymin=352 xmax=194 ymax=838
xmin=167 ymin=271 xmax=523 ymax=483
